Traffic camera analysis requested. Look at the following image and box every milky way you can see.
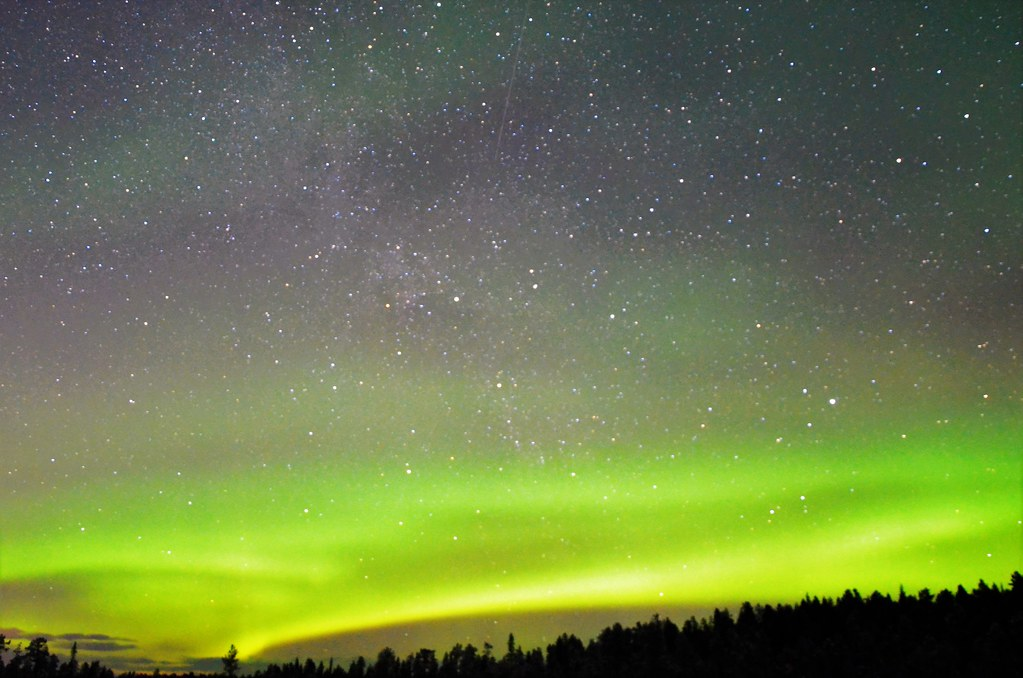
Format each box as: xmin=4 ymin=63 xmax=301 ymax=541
xmin=1 ymin=1 xmax=1020 ymax=671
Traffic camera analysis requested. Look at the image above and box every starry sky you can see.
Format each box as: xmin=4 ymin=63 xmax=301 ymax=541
xmin=1 ymin=0 xmax=1020 ymax=671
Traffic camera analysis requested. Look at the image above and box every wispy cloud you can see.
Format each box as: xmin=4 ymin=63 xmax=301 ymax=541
xmin=74 ymin=641 xmax=138 ymax=653
xmin=0 ymin=629 xmax=136 ymax=652
xmin=184 ymin=657 xmax=228 ymax=673
xmin=57 ymin=633 xmax=131 ymax=642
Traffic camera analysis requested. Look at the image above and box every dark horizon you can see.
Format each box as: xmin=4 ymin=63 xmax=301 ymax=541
xmin=3 ymin=573 xmax=1020 ymax=675
xmin=3 ymin=573 xmax=1020 ymax=676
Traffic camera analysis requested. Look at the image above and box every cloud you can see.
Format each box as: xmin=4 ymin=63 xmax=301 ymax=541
xmin=0 ymin=629 xmax=136 ymax=653
xmin=0 ymin=629 xmax=56 ymax=644
xmin=73 ymin=641 xmax=138 ymax=653
xmin=186 ymin=656 xmax=228 ymax=673
xmin=57 ymin=633 xmax=131 ymax=642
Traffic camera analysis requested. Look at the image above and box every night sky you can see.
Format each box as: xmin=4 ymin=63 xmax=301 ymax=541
xmin=1 ymin=0 xmax=1020 ymax=672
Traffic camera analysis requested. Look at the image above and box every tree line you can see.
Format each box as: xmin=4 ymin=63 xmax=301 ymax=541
xmin=2 ymin=573 xmax=1020 ymax=678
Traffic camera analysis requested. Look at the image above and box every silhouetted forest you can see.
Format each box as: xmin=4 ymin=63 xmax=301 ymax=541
xmin=3 ymin=574 xmax=1020 ymax=677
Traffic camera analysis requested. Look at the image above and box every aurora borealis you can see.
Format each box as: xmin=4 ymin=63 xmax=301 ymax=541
xmin=1 ymin=0 xmax=1020 ymax=671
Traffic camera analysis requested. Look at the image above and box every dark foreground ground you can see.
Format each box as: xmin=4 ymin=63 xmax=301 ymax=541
xmin=3 ymin=574 xmax=1021 ymax=677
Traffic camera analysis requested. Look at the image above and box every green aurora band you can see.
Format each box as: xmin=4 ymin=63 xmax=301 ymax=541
xmin=4 ymin=422 xmax=1020 ymax=665
xmin=3 ymin=258 xmax=1020 ymax=664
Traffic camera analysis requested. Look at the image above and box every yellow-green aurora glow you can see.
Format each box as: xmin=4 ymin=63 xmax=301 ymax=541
xmin=1 ymin=0 xmax=1020 ymax=671
xmin=3 ymin=292 xmax=1020 ymax=667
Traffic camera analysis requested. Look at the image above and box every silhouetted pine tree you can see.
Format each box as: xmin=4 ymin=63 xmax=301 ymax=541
xmin=3 ymin=573 xmax=1019 ymax=678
